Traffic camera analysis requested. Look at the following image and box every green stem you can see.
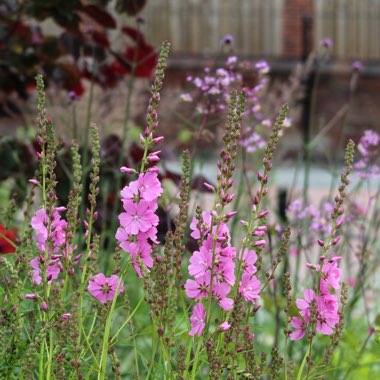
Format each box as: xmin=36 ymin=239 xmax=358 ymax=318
xmin=146 ymin=338 xmax=159 ymax=380
xmin=110 ymin=296 xmax=143 ymax=344
xmin=190 ymin=338 xmax=203 ymax=379
xmin=72 ymin=103 xmax=78 ymax=140
xmin=296 ymin=345 xmax=310 ymax=380
xmin=39 ymin=344 xmax=44 ymax=380
xmin=82 ymin=55 xmax=96 ymax=175
xmin=106 ymin=74 xmax=136 ymax=261
xmin=46 ymin=330 xmax=53 ymax=379
xmin=98 ymin=262 xmax=130 ymax=380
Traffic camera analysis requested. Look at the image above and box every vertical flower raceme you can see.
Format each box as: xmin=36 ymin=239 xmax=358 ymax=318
xmin=185 ymin=91 xmax=258 ymax=337
xmin=290 ymin=140 xmax=355 ymax=341
xmin=116 ymin=42 xmax=169 ymax=276
xmin=185 ymin=224 xmax=236 ymax=312
xmin=29 ymin=207 xmax=67 ymax=284
xmin=116 ymin=170 xmax=162 ymax=276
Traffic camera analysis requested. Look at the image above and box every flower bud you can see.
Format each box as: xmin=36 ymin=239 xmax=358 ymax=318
xmin=147 ymin=155 xmax=160 ymax=163
xmin=120 ymin=166 xmax=135 ymax=174
xmin=332 ymin=236 xmax=341 ymax=245
xmin=153 ymin=136 xmax=164 ymax=144
xmin=203 ymin=182 xmax=215 ymax=192
xmin=253 ymin=240 xmax=266 ymax=247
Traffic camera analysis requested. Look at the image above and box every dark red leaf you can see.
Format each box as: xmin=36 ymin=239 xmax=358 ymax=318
xmin=77 ymin=4 xmax=117 ymax=29
xmin=110 ymin=50 xmax=133 ymax=75
xmin=121 ymin=26 xmax=146 ymax=45
xmin=110 ymin=59 xmax=130 ymax=76
xmin=124 ymin=43 xmax=158 ymax=78
xmin=129 ymin=142 xmax=145 ymax=164
xmin=68 ymin=81 xmax=85 ymax=97
xmin=90 ymin=30 xmax=110 ymax=48
xmin=116 ymin=0 xmax=147 ymax=16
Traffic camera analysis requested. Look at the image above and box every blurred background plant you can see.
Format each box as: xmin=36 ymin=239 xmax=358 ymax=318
xmin=0 ymin=0 xmax=380 ymax=378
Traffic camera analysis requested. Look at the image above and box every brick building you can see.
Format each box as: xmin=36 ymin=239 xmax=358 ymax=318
xmin=129 ymin=0 xmax=380 ymax=156
xmin=137 ymin=0 xmax=380 ymax=61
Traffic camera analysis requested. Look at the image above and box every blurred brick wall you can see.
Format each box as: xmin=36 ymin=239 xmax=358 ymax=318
xmin=283 ymin=0 xmax=314 ymax=58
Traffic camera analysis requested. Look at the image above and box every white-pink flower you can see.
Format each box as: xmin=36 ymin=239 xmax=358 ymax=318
xmin=239 ymin=273 xmax=261 ymax=303
xmin=119 ymin=201 xmax=159 ymax=235
xmin=87 ymin=273 xmax=124 ymax=304
xmin=137 ymin=172 xmax=163 ymax=202
xmin=289 ymin=317 xmax=307 ymax=340
xmin=189 ymin=303 xmax=206 ymax=336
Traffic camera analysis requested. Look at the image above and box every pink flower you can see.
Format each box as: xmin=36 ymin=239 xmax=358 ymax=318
xmin=131 ymin=243 xmax=154 ymax=278
xmin=31 ymin=208 xmax=67 ymax=252
xmin=219 ymin=321 xmax=231 ymax=331
xmin=348 ymin=277 xmax=356 ymax=287
xmin=216 ymin=256 xmax=235 ymax=285
xmin=296 ymin=289 xmax=316 ymax=322
xmin=180 ymin=93 xmax=193 ymax=102
xmin=31 ymin=209 xmax=48 ymax=251
xmin=241 ymin=249 xmax=258 ymax=275
xmin=137 ymin=172 xmax=163 ymax=201
xmin=290 ymin=248 xmax=299 ymax=257
xmin=119 ymin=201 xmax=159 ymax=235
xmin=50 ymin=211 xmax=67 ymax=249
xmin=121 ymin=181 xmax=139 ymax=204
xmin=320 ymin=257 xmax=341 ymax=293
xmin=189 ymin=303 xmax=206 ymax=336
xmin=315 ymin=296 xmax=339 ymax=335
xmin=190 ymin=211 xmax=212 ymax=240
xmin=239 ymin=273 xmax=261 ymax=303
xmin=30 ymin=257 xmax=60 ymax=285
xmin=87 ymin=273 xmax=124 ymax=304
xmin=184 ymin=273 xmax=210 ymax=299
xmin=213 ymin=282 xmax=233 ymax=311
xmin=188 ymin=246 xmax=212 ymax=278
xmin=290 ymin=317 xmax=307 ymax=340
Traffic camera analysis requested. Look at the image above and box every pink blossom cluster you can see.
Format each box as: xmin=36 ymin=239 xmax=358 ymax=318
xmin=29 ymin=207 xmax=67 ymax=284
xmin=290 ymin=256 xmax=342 ymax=340
xmin=116 ymin=169 xmax=163 ymax=276
xmin=180 ymin=56 xmax=242 ymax=114
xmin=354 ymin=129 xmax=380 ymax=178
xmin=186 ymin=211 xmax=261 ymax=336
xmin=31 ymin=207 xmax=67 ymax=252
xmin=180 ymin=53 xmax=282 ymax=153
xmin=286 ymin=199 xmax=333 ymax=238
xmin=240 ymin=60 xmax=272 ymax=153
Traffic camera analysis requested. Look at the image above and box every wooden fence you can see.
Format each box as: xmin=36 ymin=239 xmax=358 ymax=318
xmin=133 ymin=0 xmax=283 ymax=56
xmin=124 ymin=0 xmax=380 ymax=60
xmin=315 ymin=0 xmax=380 ymax=60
